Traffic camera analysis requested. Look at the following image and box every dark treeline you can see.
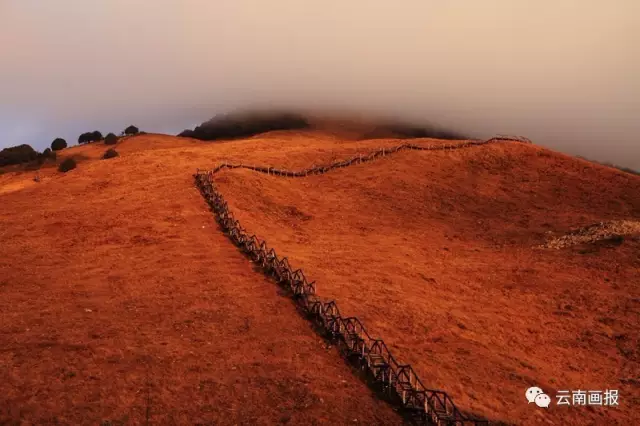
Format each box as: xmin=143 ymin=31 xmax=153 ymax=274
xmin=0 ymin=125 xmax=140 ymax=169
xmin=178 ymin=112 xmax=310 ymax=141
xmin=178 ymin=110 xmax=470 ymax=142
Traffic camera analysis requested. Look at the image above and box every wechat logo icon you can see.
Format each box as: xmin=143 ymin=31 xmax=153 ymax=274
xmin=526 ymin=386 xmax=551 ymax=408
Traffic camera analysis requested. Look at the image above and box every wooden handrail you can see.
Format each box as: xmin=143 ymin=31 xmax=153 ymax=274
xmin=191 ymin=136 xmax=531 ymax=424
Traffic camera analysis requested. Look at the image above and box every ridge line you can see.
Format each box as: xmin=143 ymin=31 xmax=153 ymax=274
xmin=198 ymin=135 xmax=531 ymax=178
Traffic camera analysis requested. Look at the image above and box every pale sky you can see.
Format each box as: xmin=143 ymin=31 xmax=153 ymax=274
xmin=1 ymin=1 xmax=638 ymax=169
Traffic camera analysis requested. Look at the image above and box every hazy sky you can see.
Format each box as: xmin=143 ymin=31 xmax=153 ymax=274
xmin=1 ymin=1 xmax=638 ymax=169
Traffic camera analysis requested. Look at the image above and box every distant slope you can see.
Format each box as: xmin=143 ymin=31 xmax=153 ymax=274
xmin=576 ymin=155 xmax=640 ymax=176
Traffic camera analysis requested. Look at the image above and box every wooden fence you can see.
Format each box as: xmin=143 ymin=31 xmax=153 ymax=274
xmin=199 ymin=136 xmax=531 ymax=178
xmin=193 ymin=136 xmax=530 ymax=424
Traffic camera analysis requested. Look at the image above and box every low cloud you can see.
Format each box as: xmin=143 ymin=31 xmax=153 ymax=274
xmin=1 ymin=0 xmax=638 ymax=169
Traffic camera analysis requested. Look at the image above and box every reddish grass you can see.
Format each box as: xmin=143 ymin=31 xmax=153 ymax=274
xmin=1 ymin=132 xmax=638 ymax=425
xmin=0 ymin=134 xmax=401 ymax=425
xmin=213 ymin=139 xmax=640 ymax=425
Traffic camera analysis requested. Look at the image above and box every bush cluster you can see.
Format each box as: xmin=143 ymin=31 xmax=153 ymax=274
xmin=36 ymin=148 xmax=57 ymax=165
xmin=1 ymin=122 xmax=141 ymax=170
xmin=58 ymin=157 xmax=77 ymax=173
xmin=124 ymin=125 xmax=139 ymax=135
xmin=0 ymin=144 xmax=60 ymax=168
xmin=103 ymin=148 xmax=119 ymax=159
xmin=51 ymin=138 xmax=67 ymax=151
xmin=177 ymin=112 xmax=310 ymax=141
xmin=104 ymin=133 xmax=118 ymax=145
xmin=78 ymin=131 xmax=103 ymax=144
xmin=0 ymin=144 xmax=39 ymax=166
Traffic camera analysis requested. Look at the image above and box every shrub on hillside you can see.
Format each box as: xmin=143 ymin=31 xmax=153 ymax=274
xmin=177 ymin=112 xmax=310 ymax=141
xmin=124 ymin=125 xmax=139 ymax=135
xmin=45 ymin=148 xmax=57 ymax=160
xmin=78 ymin=131 xmax=102 ymax=144
xmin=36 ymin=148 xmax=57 ymax=165
xmin=0 ymin=144 xmax=39 ymax=166
xmin=78 ymin=132 xmax=89 ymax=144
xmin=104 ymin=133 xmax=118 ymax=145
xmin=51 ymin=138 xmax=67 ymax=151
xmin=103 ymin=148 xmax=119 ymax=159
xmin=58 ymin=157 xmax=77 ymax=173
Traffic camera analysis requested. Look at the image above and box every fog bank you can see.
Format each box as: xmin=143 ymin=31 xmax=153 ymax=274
xmin=1 ymin=1 xmax=638 ymax=169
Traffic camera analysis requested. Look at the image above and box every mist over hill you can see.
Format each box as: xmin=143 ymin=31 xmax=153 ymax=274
xmin=1 ymin=1 xmax=639 ymax=170
xmin=176 ymin=110 xmax=470 ymax=142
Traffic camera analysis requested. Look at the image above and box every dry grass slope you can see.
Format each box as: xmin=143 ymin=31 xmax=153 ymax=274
xmin=193 ymin=136 xmax=522 ymax=425
xmin=211 ymin=136 xmax=640 ymax=426
xmin=0 ymin=133 xmax=402 ymax=425
xmin=1 ymin=131 xmax=638 ymax=425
